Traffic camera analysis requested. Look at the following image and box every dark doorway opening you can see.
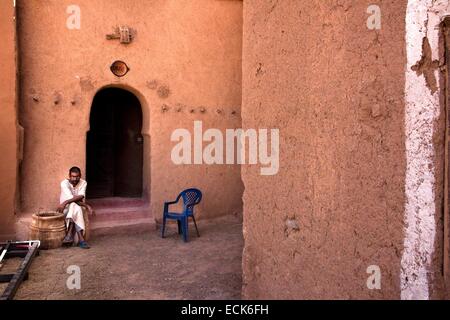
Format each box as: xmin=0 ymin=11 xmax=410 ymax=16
xmin=87 ymin=88 xmax=143 ymax=199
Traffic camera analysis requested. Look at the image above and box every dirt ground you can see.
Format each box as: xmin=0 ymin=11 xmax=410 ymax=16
xmin=1 ymin=216 xmax=243 ymax=300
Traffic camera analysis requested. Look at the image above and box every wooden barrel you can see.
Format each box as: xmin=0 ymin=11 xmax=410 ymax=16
xmin=29 ymin=211 xmax=66 ymax=250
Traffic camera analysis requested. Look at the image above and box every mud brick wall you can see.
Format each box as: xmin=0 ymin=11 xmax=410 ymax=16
xmin=241 ymin=0 xmax=447 ymax=299
xmin=16 ymin=0 xmax=244 ymax=222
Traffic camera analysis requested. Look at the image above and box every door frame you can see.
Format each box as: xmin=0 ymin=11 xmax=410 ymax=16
xmin=86 ymin=84 xmax=150 ymax=201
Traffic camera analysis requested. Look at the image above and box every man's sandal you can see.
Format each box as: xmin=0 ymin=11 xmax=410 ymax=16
xmin=79 ymin=241 xmax=90 ymax=249
xmin=62 ymin=237 xmax=74 ymax=246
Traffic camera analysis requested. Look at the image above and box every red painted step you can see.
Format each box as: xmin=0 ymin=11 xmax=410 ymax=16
xmin=91 ymin=208 xmax=151 ymax=222
xmin=87 ymin=197 xmax=148 ymax=209
xmin=88 ymin=198 xmax=152 ymax=223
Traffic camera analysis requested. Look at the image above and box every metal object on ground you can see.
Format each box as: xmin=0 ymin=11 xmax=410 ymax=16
xmin=0 ymin=241 xmax=40 ymax=300
xmin=0 ymin=243 xmax=10 ymax=265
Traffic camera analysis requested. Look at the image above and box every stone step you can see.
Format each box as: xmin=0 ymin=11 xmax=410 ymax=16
xmin=91 ymin=207 xmax=151 ymax=222
xmin=89 ymin=203 xmax=154 ymax=234
xmin=87 ymin=197 xmax=148 ymax=209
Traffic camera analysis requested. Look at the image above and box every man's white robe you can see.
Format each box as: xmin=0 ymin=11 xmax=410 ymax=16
xmin=60 ymin=179 xmax=87 ymax=232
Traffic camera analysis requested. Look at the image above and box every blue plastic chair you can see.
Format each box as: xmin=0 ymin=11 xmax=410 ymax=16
xmin=161 ymin=188 xmax=202 ymax=242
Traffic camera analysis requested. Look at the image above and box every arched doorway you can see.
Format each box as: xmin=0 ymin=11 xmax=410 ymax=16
xmin=87 ymin=87 xmax=143 ymax=199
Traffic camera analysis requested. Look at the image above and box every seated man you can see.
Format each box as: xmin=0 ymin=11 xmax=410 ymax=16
xmin=56 ymin=167 xmax=93 ymax=249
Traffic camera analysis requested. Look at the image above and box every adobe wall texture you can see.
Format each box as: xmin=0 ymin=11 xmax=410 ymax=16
xmin=0 ymin=0 xmax=18 ymax=239
xmin=17 ymin=0 xmax=244 ymax=222
xmin=241 ymin=0 xmax=447 ymax=299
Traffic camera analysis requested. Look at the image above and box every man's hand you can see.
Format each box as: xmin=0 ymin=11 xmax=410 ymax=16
xmin=86 ymin=204 xmax=96 ymax=217
xmin=56 ymin=203 xmax=66 ymax=213
xmin=75 ymin=202 xmax=96 ymax=217
xmin=57 ymin=196 xmax=83 ymax=213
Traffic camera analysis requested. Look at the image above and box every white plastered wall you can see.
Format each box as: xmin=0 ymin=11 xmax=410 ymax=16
xmin=402 ymin=0 xmax=448 ymax=300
